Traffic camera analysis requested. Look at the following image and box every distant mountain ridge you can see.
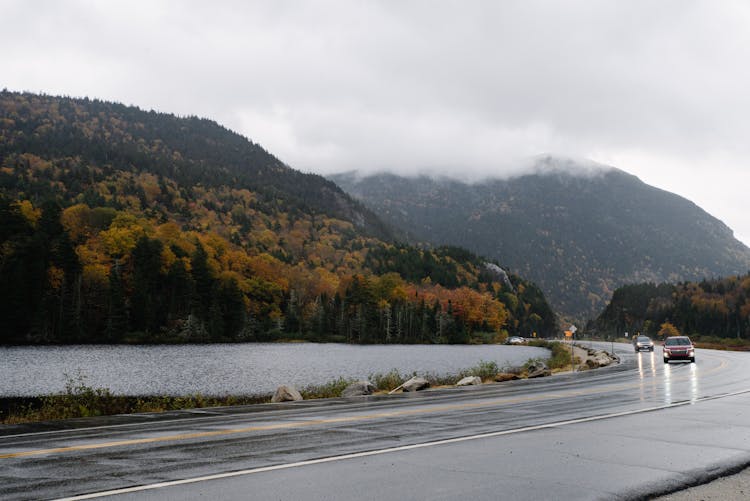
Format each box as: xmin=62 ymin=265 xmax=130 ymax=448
xmin=331 ymin=164 xmax=750 ymax=320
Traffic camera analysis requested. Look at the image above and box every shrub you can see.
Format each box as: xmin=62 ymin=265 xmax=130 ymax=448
xmin=301 ymin=377 xmax=355 ymax=399
xmin=547 ymin=342 xmax=572 ymax=370
xmin=369 ymin=370 xmax=406 ymax=391
xmin=457 ymin=360 xmax=500 ymax=381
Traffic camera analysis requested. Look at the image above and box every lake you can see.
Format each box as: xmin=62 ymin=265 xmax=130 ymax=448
xmin=0 ymin=343 xmax=549 ymax=396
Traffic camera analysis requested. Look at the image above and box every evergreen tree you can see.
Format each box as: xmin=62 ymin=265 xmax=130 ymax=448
xmin=130 ymin=236 xmax=165 ymax=334
xmin=106 ymin=261 xmax=128 ymax=341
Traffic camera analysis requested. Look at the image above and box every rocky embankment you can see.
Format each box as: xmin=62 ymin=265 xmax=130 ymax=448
xmin=576 ymin=345 xmax=619 ymax=369
xmin=270 ymin=344 xmax=619 ymax=401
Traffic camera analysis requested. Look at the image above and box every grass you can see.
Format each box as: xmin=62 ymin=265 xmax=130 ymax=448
xmin=300 ymin=377 xmax=355 ymax=399
xmin=525 ymin=339 xmax=573 ymax=370
xmin=688 ymin=335 xmax=750 ymax=351
xmin=0 ymin=372 xmax=268 ymax=425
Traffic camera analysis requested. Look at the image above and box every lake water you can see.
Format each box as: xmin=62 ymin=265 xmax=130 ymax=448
xmin=0 ymin=343 xmax=549 ymax=396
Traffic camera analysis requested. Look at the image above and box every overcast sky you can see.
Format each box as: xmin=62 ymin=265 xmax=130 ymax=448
xmin=2 ymin=0 xmax=749 ymax=245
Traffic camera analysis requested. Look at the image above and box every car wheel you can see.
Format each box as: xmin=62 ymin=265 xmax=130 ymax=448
xmin=650 ymin=347 xmax=654 ymax=352
xmin=663 ymin=358 xmax=668 ymax=364
xmin=690 ymin=357 xmax=695 ymax=363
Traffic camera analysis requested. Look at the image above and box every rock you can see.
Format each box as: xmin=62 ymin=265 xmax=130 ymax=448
xmin=591 ymin=351 xmax=613 ymax=367
xmin=456 ymin=376 xmax=482 ymax=386
xmin=528 ymin=368 xmax=551 ymax=378
xmin=526 ymin=361 xmax=551 ymax=378
xmin=402 ymin=376 xmax=430 ymax=392
xmin=495 ymin=372 xmax=521 ymax=382
xmin=271 ymin=385 xmax=303 ymax=402
xmin=483 ymin=263 xmax=515 ymax=291
xmin=342 ymin=380 xmax=376 ymax=397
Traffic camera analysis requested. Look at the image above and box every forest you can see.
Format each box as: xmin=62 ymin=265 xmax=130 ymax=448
xmin=588 ymin=276 xmax=750 ymax=340
xmin=0 ymin=91 xmax=557 ymax=345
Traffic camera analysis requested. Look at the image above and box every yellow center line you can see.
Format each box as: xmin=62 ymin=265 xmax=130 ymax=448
xmin=0 ymin=353 xmax=732 ymax=460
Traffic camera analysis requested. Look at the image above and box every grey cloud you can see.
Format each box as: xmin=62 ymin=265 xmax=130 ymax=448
xmin=1 ymin=0 xmax=749 ymax=243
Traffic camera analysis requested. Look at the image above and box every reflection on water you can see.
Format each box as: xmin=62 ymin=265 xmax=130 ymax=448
xmin=0 ymin=343 xmax=550 ymax=396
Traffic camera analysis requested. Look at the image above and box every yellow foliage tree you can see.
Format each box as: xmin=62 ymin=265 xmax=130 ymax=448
xmin=14 ymin=200 xmax=41 ymax=227
xmin=658 ymin=321 xmax=680 ymax=338
xmin=100 ymin=215 xmax=147 ymax=258
xmin=61 ymin=203 xmax=92 ymax=243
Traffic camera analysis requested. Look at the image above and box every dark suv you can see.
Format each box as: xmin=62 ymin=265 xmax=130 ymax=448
xmin=663 ymin=336 xmax=695 ymax=363
xmin=633 ymin=335 xmax=654 ymax=352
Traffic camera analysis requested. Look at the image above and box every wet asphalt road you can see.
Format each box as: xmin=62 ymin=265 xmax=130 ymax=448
xmin=2 ymin=342 xmax=750 ymax=500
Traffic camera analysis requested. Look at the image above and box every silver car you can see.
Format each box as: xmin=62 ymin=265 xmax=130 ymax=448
xmin=633 ymin=335 xmax=654 ymax=352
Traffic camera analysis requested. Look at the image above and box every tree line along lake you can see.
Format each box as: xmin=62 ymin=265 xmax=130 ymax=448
xmin=1 ymin=343 xmax=550 ymax=397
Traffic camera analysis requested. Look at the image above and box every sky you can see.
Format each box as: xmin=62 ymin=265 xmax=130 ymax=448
xmin=2 ymin=0 xmax=749 ymax=245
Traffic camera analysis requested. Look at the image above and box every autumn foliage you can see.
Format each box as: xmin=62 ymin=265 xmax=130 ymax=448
xmin=0 ymin=91 xmax=557 ymax=344
xmin=590 ymin=277 xmax=750 ymax=340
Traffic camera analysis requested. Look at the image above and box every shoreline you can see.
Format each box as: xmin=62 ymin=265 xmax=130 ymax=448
xmin=0 ymin=341 xmax=617 ymax=425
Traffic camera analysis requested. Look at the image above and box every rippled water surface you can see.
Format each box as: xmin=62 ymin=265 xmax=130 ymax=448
xmin=0 ymin=343 xmax=549 ymax=396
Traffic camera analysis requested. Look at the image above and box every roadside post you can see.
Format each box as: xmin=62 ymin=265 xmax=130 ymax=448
xmin=566 ymin=325 xmax=577 ymax=371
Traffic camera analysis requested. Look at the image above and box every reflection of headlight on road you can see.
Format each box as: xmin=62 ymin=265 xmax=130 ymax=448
xmin=663 ymin=363 xmax=672 ymax=404
xmin=650 ymin=351 xmax=656 ymax=375
xmin=690 ymin=363 xmax=698 ymax=402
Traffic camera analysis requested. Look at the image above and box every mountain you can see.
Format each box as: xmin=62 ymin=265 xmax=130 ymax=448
xmin=0 ymin=91 xmax=557 ymax=344
xmin=331 ymin=160 xmax=750 ymax=320
xmin=0 ymin=91 xmax=393 ymax=241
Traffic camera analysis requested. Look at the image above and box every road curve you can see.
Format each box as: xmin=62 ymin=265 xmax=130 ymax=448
xmin=2 ymin=342 xmax=750 ymax=500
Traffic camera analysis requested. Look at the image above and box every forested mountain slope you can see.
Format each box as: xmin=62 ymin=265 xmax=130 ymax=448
xmin=589 ymin=274 xmax=750 ymax=341
xmin=0 ymin=91 xmax=556 ymax=344
xmin=332 ymin=164 xmax=750 ymax=320
xmin=0 ymin=91 xmax=392 ymax=241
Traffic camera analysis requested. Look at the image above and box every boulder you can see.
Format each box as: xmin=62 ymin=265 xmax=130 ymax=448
xmin=342 ymin=380 xmax=377 ymax=397
xmin=402 ymin=376 xmax=430 ymax=392
xmin=483 ymin=263 xmax=515 ymax=291
xmin=590 ymin=351 xmax=613 ymax=367
xmin=495 ymin=372 xmax=521 ymax=382
xmin=456 ymin=376 xmax=482 ymax=386
xmin=271 ymin=385 xmax=303 ymax=402
xmin=526 ymin=361 xmax=551 ymax=378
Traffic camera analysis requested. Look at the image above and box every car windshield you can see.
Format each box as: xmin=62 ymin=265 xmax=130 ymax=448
xmin=637 ymin=337 xmax=651 ymax=342
xmin=665 ymin=337 xmax=690 ymax=346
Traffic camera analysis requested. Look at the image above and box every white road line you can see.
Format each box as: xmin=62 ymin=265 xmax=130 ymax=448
xmin=53 ymin=389 xmax=750 ymax=501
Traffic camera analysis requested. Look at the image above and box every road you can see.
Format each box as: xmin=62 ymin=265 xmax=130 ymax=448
xmin=2 ymin=342 xmax=750 ymax=500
